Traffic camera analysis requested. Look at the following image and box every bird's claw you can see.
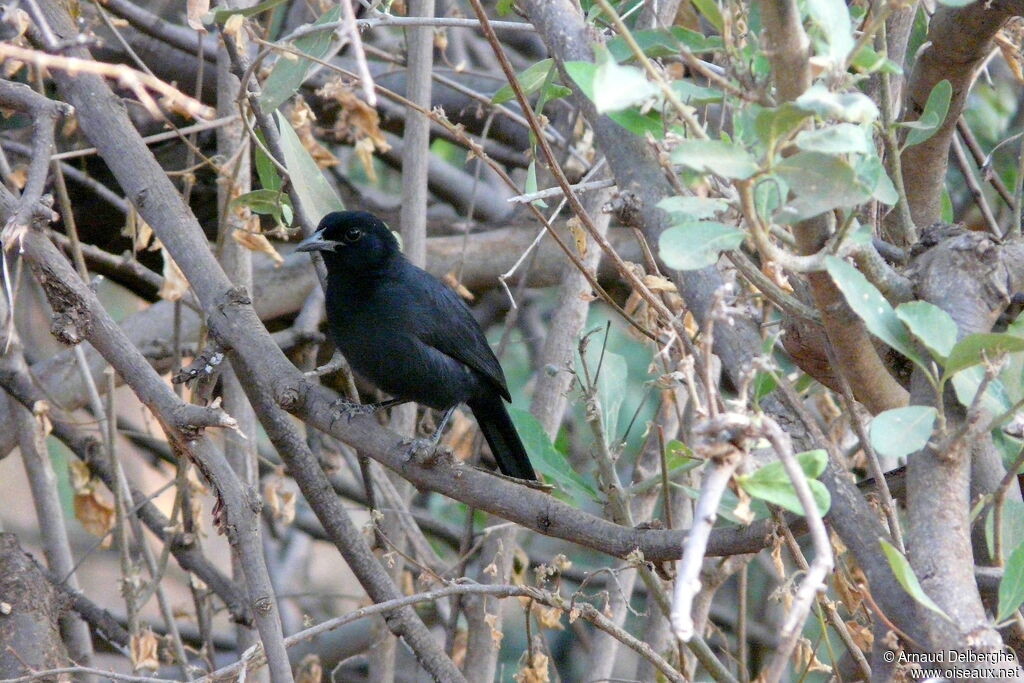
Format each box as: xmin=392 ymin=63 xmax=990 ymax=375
xmin=402 ymin=437 xmax=441 ymax=467
xmin=330 ymin=399 xmax=378 ymax=427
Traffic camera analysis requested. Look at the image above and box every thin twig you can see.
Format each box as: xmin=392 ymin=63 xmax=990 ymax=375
xmin=0 ymin=43 xmax=214 ymax=120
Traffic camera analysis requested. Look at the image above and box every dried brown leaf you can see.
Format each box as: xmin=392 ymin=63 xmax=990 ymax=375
xmin=484 ymin=613 xmax=504 ymax=647
xmin=159 ymin=247 xmax=189 ymax=302
xmin=643 ymin=274 xmax=677 ymax=293
xmin=289 ymin=99 xmax=338 ymax=169
xmin=567 ymin=216 xmax=587 ymax=257
xmin=317 ymin=79 xmax=390 ymax=151
xmin=353 ymin=137 xmax=378 ymax=183
xmin=223 ymin=14 xmax=246 ymax=49
xmin=442 ymin=272 xmax=475 ymax=301
xmin=295 ymin=654 xmax=322 ymax=683
xmin=131 ymin=630 xmax=161 ymax=671
xmin=186 ymin=0 xmax=210 ymax=32
xmin=514 ymin=652 xmax=550 ymax=683
xmin=233 ymin=229 xmax=284 ymax=266
xmin=73 ymin=490 xmax=114 ymax=547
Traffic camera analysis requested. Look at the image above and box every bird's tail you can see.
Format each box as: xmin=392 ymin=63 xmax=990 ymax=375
xmin=467 ymin=394 xmax=537 ymax=481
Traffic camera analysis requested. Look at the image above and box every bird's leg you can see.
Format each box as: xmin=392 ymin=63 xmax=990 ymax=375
xmin=402 ymin=406 xmax=456 ymax=464
xmin=330 ymin=397 xmax=409 ymax=426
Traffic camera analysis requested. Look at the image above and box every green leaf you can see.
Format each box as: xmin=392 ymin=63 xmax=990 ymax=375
xmin=987 ymin=499 xmax=1024 ymax=560
xmin=492 ymin=59 xmax=556 ymax=105
xmin=230 ymin=188 xmax=289 ymax=215
xmin=824 ymin=256 xmax=924 ymax=366
xmin=657 ymin=196 xmax=730 ymax=220
xmin=807 ymin=0 xmax=854 ymax=67
xmin=998 ymin=543 xmax=1024 ymax=622
xmin=275 ymin=110 xmax=344 ymax=221
xmin=855 ymin=155 xmax=898 ymax=205
xmin=509 ymin=407 xmax=598 ymax=505
xmin=936 ymin=0 xmax=975 ymax=7
xmin=850 ymin=43 xmax=902 ymax=75
xmin=940 ymin=186 xmax=954 ymax=222
xmin=795 ymin=84 xmax=879 ymax=124
xmin=690 ymin=0 xmax=724 ymax=32
xmin=754 ymin=103 xmax=812 ymax=148
xmin=895 ymin=301 xmax=958 ymax=359
xmin=794 ymin=123 xmax=872 ymax=154
xmin=879 ymin=538 xmax=948 ymax=617
xmin=671 ymin=140 xmax=759 ymax=180
xmin=212 ymin=0 xmax=287 ymax=22
xmin=523 ymin=160 xmax=547 ymax=208
xmin=664 ymin=440 xmax=701 ymax=472
xmin=903 ymin=80 xmax=952 ymax=148
xmin=737 ymin=449 xmax=831 ymax=517
xmin=951 ymin=369 xmax=1012 ymax=416
xmin=659 ymin=221 xmax=745 ymax=270
xmin=591 ymin=46 xmax=658 ymax=113
xmin=260 ymin=6 xmax=342 ymax=113
xmin=943 ymin=333 xmax=1024 ymax=378
xmin=671 ymin=80 xmax=723 ymax=105
xmin=254 ymin=135 xmax=282 ymax=191
xmin=869 ymin=406 xmax=937 ymax=459
xmin=594 ymin=350 xmax=628 ymax=445
xmin=775 ymin=152 xmax=870 ymax=222
xmin=607 ymin=28 xmax=722 ymax=62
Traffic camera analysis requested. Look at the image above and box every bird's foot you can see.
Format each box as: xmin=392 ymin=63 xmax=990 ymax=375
xmin=330 ymin=398 xmax=378 ymax=427
xmin=401 ymin=437 xmax=443 ymax=468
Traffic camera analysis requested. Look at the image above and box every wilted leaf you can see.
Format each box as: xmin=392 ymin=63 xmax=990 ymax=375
xmin=289 ymin=99 xmax=338 ymax=169
xmin=442 ymin=272 xmax=474 ymax=301
xmin=186 ymin=0 xmax=210 ymax=32
xmin=318 ymin=79 xmax=390 ymax=151
xmin=567 ymin=216 xmax=587 ymax=257
xmin=295 ymin=654 xmax=323 ymax=683
xmin=72 ymin=479 xmax=114 ymax=546
xmin=514 ymin=651 xmax=550 ymax=683
xmin=159 ymin=247 xmax=190 ymax=302
xmin=233 ymin=228 xmax=284 ymax=266
xmin=131 ymin=630 xmax=161 ymax=671
xmin=264 ymin=475 xmax=296 ymax=525
xmin=484 ymin=613 xmax=504 ymax=646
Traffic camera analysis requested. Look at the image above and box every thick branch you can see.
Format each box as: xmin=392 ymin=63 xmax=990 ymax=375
xmin=900 ymin=1 xmax=1018 ymax=229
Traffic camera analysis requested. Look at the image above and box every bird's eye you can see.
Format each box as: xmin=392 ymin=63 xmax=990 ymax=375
xmin=343 ymin=227 xmax=362 ymax=243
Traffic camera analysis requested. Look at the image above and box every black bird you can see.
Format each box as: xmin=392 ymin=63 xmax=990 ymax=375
xmin=296 ymin=211 xmax=537 ymax=481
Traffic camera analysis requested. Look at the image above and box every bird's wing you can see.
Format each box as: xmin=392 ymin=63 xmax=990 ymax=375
xmin=398 ymin=266 xmax=511 ymax=401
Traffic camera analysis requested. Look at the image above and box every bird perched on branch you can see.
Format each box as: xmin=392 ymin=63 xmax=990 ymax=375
xmin=296 ymin=210 xmax=537 ymax=481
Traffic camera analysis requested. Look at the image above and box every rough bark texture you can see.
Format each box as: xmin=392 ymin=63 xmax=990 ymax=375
xmin=0 ymin=533 xmax=69 ymax=679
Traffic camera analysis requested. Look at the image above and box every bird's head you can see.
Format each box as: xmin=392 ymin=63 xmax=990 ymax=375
xmin=295 ymin=211 xmax=400 ymax=271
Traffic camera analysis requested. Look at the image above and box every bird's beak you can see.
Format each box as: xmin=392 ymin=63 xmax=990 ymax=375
xmin=295 ymin=229 xmax=340 ymax=253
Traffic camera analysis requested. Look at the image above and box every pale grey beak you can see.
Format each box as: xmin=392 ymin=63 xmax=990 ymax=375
xmin=295 ymin=229 xmax=340 ymax=253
